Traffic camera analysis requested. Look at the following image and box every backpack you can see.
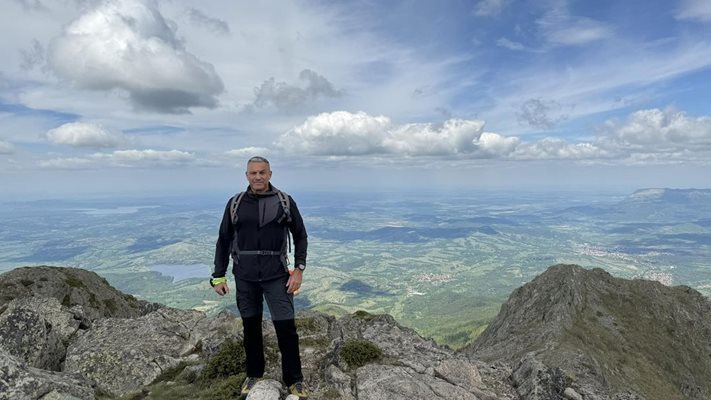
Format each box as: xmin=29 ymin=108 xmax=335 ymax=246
xmin=229 ymin=190 xmax=293 ymax=266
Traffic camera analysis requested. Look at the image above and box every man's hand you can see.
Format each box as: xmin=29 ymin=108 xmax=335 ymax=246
xmin=286 ymin=269 xmax=303 ymax=294
xmin=213 ymin=282 xmax=229 ymax=296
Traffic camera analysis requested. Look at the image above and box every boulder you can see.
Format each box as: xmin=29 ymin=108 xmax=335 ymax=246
xmin=356 ymin=364 xmax=479 ymax=400
xmin=0 ymin=297 xmax=86 ymax=370
xmin=0 ymin=266 xmax=159 ymax=320
xmin=64 ymin=307 xmax=241 ymax=397
xmin=0 ymin=348 xmax=93 ymax=400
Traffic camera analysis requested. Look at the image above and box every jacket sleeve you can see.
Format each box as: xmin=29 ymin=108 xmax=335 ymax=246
xmin=212 ymin=199 xmax=234 ymax=278
xmin=288 ymin=196 xmax=308 ymax=267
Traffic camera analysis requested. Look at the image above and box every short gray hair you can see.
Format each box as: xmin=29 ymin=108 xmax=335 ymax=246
xmin=247 ymin=156 xmax=270 ymax=168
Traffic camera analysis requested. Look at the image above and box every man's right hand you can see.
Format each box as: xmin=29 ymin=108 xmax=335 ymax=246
xmin=213 ymin=283 xmax=229 ymax=296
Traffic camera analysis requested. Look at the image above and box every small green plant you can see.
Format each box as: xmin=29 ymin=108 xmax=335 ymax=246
xmin=208 ymin=373 xmax=246 ymax=400
xmin=103 ymin=298 xmax=118 ymax=314
xmin=61 ymin=294 xmax=71 ymax=307
xmin=64 ymin=274 xmax=84 ymax=288
xmin=352 ymin=310 xmax=376 ymax=321
xmin=152 ymin=362 xmax=189 ymax=384
xmin=199 ymin=339 xmax=246 ymax=381
xmin=295 ymin=317 xmax=318 ymax=331
xmin=340 ymin=339 xmax=382 ymax=369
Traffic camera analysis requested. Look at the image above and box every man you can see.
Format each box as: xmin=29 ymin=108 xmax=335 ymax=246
xmin=211 ymin=156 xmax=309 ymax=399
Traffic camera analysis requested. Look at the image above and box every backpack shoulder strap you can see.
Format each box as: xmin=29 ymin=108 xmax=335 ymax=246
xmin=276 ymin=190 xmax=292 ymax=223
xmin=230 ymin=191 xmax=246 ymax=224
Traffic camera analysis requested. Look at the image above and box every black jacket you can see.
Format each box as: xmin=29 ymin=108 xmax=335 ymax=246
xmin=212 ymin=184 xmax=308 ymax=282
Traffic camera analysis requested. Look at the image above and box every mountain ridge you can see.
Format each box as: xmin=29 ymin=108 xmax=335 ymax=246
xmin=2 ymin=264 xmax=710 ymax=400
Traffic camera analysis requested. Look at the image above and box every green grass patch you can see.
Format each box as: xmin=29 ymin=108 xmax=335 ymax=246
xmin=352 ymin=310 xmax=376 ymax=321
xmin=199 ymin=339 xmax=246 ymax=381
xmin=64 ymin=274 xmax=85 ymax=288
xmin=340 ymin=339 xmax=382 ymax=369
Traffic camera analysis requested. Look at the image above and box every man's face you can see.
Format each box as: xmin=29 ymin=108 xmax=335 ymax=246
xmin=246 ymin=161 xmax=272 ymax=193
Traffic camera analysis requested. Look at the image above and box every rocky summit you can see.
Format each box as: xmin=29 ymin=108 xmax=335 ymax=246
xmin=1 ymin=264 xmax=709 ymax=400
xmin=464 ymin=264 xmax=711 ymax=400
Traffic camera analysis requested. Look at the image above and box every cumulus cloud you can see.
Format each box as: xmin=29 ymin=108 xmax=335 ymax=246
xmin=599 ymin=108 xmax=711 ymax=152
xmin=276 ymin=111 xmax=390 ymax=155
xmin=677 ymin=0 xmax=711 ymax=21
xmin=517 ymin=98 xmax=569 ymax=129
xmin=0 ymin=140 xmax=15 ymax=154
xmin=496 ymin=37 xmax=525 ymax=51
xmin=248 ymin=69 xmax=343 ymax=113
xmin=473 ymin=0 xmax=509 ymax=17
xmin=48 ymin=0 xmax=224 ymax=113
xmin=46 ymin=122 xmax=124 ymax=148
xmin=41 ymin=149 xmax=195 ymax=169
xmin=276 ymin=111 xmax=519 ymax=158
xmin=512 ymin=138 xmax=609 ymax=160
xmin=187 ymin=8 xmax=230 ymax=35
xmin=537 ymin=10 xmax=613 ymax=46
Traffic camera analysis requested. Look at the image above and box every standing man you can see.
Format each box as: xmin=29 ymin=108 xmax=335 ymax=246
xmin=211 ymin=156 xmax=309 ymax=399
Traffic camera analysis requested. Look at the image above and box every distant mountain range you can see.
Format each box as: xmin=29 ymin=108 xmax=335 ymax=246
xmin=624 ymin=188 xmax=711 ymax=203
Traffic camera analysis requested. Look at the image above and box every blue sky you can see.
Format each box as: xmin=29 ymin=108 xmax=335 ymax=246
xmin=1 ymin=0 xmax=710 ymax=198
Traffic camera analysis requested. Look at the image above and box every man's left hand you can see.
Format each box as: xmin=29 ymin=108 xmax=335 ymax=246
xmin=286 ymin=268 xmax=303 ymax=294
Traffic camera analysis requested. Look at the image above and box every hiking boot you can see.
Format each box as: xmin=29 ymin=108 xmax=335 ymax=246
xmin=241 ymin=377 xmax=259 ymax=396
xmin=288 ymin=381 xmax=309 ymax=399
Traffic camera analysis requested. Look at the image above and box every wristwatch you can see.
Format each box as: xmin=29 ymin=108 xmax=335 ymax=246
xmin=295 ymin=264 xmax=306 ymax=271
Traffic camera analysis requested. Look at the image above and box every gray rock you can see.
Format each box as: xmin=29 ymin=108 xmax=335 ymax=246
xmin=564 ymin=387 xmax=584 ymax=400
xmin=464 ymin=264 xmax=711 ymax=400
xmin=512 ymin=353 xmax=566 ymax=400
xmin=245 ymin=379 xmax=284 ymax=400
xmin=0 ymin=297 xmax=78 ymax=370
xmin=356 ymin=364 xmax=480 ymax=400
xmin=434 ymin=358 xmax=483 ymax=390
xmin=0 ymin=266 xmax=159 ymax=320
xmin=64 ymin=307 xmax=240 ymax=397
xmin=324 ymin=365 xmax=355 ymax=400
xmin=0 ymin=348 xmax=93 ymax=400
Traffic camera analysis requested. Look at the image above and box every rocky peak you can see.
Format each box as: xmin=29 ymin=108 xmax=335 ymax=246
xmin=463 ymin=264 xmax=711 ymax=400
xmin=0 ymin=266 xmax=160 ymax=320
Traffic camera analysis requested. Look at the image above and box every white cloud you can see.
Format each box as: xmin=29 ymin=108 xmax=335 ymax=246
xmin=47 ymin=0 xmax=224 ymax=113
xmin=94 ymin=149 xmax=195 ymax=165
xmin=276 ymin=111 xmax=391 ymax=155
xmin=46 ymin=122 xmax=124 ymax=147
xmin=248 ymin=69 xmax=344 ymax=113
xmin=496 ymin=37 xmax=525 ymax=51
xmin=677 ymin=0 xmax=711 ymax=21
xmin=40 ymin=157 xmax=96 ymax=169
xmin=599 ymin=108 xmax=711 ymax=152
xmin=0 ymin=140 xmax=15 ymax=154
xmin=277 ymin=111 xmax=518 ymax=158
xmin=473 ymin=0 xmax=509 ymax=17
xmin=385 ymin=119 xmax=487 ymax=156
xmin=40 ymin=149 xmax=196 ymax=169
xmin=537 ymin=9 xmax=613 ymax=46
xmin=512 ymin=138 xmax=609 ymax=160
xmin=225 ymin=147 xmax=271 ymax=158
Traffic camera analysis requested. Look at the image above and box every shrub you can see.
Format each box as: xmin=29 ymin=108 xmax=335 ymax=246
xmin=64 ymin=274 xmax=84 ymax=288
xmin=340 ymin=339 xmax=382 ymax=369
xmin=208 ymin=373 xmax=246 ymax=400
xmin=199 ymin=339 xmax=246 ymax=381
xmin=352 ymin=310 xmax=376 ymax=321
